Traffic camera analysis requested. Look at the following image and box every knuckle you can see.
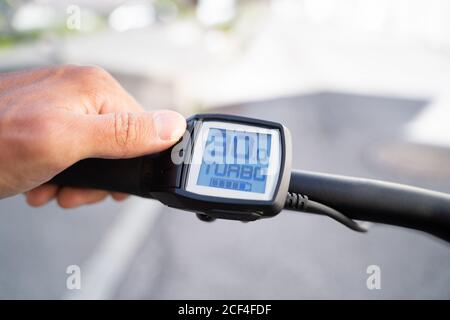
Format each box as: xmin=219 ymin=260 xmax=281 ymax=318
xmin=40 ymin=65 xmax=109 ymax=87
xmin=113 ymin=112 xmax=140 ymax=155
xmin=47 ymin=64 xmax=79 ymax=78
xmin=79 ymin=65 xmax=111 ymax=81
xmin=65 ymin=65 xmax=112 ymax=86
xmin=65 ymin=65 xmax=112 ymax=112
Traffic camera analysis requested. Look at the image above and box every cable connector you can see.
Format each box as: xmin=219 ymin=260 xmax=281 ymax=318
xmin=285 ymin=192 xmax=309 ymax=211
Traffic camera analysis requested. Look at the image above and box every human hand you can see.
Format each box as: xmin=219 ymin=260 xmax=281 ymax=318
xmin=0 ymin=65 xmax=186 ymax=208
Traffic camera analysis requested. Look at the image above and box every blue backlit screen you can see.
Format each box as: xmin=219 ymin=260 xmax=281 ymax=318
xmin=196 ymin=128 xmax=272 ymax=194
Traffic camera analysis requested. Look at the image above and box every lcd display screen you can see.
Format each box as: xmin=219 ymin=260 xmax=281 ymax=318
xmin=196 ymin=128 xmax=272 ymax=194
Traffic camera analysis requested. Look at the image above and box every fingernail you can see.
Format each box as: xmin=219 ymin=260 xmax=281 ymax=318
xmin=153 ymin=110 xmax=186 ymax=141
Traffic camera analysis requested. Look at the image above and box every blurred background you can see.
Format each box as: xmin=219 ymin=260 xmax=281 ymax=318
xmin=0 ymin=0 xmax=449 ymax=299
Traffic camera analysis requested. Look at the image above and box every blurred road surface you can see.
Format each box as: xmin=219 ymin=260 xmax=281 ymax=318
xmin=0 ymin=92 xmax=449 ymax=299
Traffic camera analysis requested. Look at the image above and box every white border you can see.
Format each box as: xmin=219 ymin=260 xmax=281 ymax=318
xmin=185 ymin=121 xmax=281 ymax=201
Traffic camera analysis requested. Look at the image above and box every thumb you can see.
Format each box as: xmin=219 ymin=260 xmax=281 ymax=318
xmin=75 ymin=110 xmax=186 ymax=159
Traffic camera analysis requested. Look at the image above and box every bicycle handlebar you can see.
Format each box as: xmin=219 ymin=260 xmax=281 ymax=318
xmin=288 ymin=170 xmax=450 ymax=242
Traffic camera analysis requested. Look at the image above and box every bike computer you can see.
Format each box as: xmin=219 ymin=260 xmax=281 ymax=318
xmin=148 ymin=114 xmax=292 ymax=221
xmin=51 ymin=114 xmax=292 ymax=221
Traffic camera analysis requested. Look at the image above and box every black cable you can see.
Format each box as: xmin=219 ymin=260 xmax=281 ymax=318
xmin=307 ymin=200 xmax=368 ymax=232
xmin=284 ymin=192 xmax=367 ymax=232
xmin=288 ymin=170 xmax=450 ymax=242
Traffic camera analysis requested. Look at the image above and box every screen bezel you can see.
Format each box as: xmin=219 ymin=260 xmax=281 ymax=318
xmin=185 ymin=121 xmax=281 ymax=201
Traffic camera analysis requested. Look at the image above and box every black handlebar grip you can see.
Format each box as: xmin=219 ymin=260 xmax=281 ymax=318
xmin=289 ymin=170 xmax=450 ymax=242
xmin=49 ymin=157 xmax=145 ymax=196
